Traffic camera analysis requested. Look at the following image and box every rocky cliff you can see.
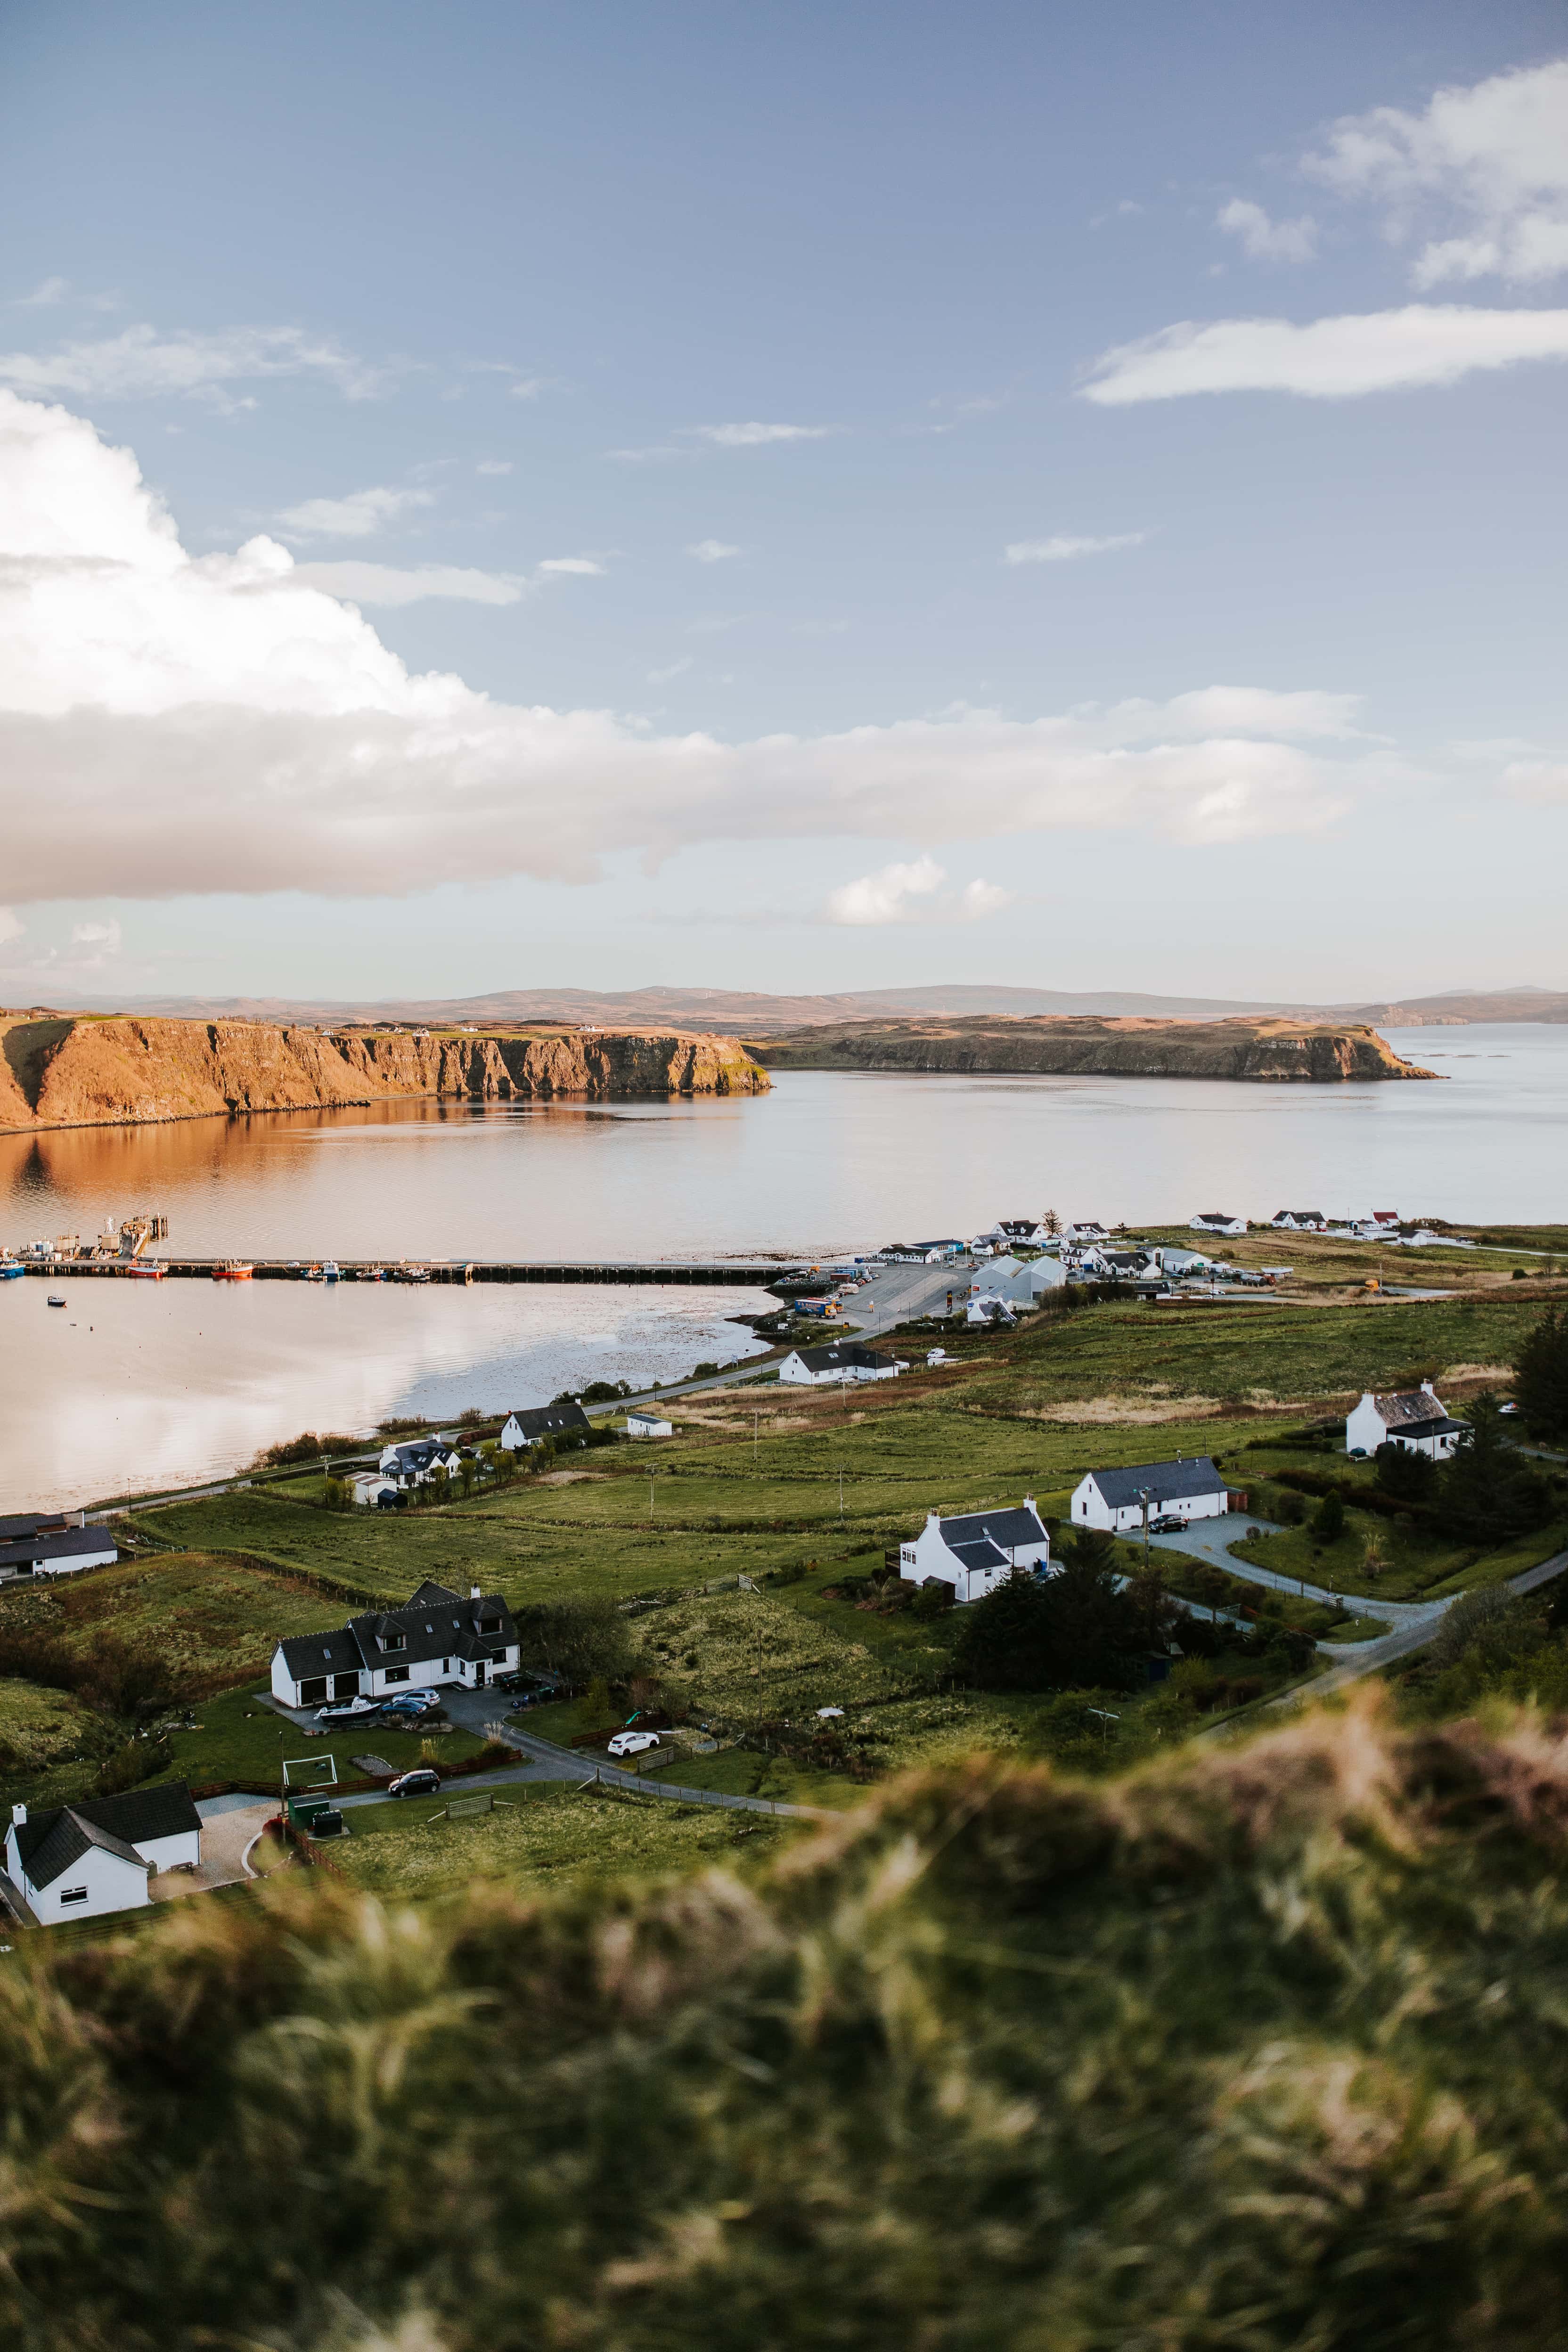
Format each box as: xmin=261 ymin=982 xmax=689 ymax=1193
xmin=746 ymin=1014 xmax=1437 ymax=1082
xmin=0 ymin=1015 xmax=769 ymax=1134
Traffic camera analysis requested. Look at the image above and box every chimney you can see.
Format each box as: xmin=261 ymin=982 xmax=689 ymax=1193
xmin=470 ymin=1585 xmax=482 ymax=1601
xmin=11 ymin=1802 xmax=25 ymax=1828
xmin=926 ymin=1510 xmax=940 ymax=1529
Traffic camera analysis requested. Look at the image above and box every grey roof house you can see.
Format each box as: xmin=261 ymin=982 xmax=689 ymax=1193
xmin=270 ymin=1579 xmax=522 ymax=1708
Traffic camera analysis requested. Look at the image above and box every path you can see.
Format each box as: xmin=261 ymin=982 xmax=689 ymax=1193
xmin=1147 ymin=1519 xmax=1444 ymax=1629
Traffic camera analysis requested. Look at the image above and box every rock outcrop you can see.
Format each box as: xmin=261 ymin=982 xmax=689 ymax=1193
xmin=746 ymin=1014 xmax=1437 ymax=1083
xmin=0 ymin=1016 xmax=769 ymax=1134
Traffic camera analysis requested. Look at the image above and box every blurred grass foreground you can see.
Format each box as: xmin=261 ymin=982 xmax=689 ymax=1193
xmin=7 ymin=1693 xmax=1568 ymax=2351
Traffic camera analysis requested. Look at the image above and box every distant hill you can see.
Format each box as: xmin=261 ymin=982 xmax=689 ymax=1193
xmin=61 ymin=982 xmax=1568 ymax=1031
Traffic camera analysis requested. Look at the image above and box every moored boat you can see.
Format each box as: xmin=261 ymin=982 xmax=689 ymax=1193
xmin=212 ymin=1261 xmax=254 ymax=1281
xmin=127 ymin=1261 xmax=167 ymax=1279
xmin=0 ymin=1260 xmax=24 ymax=1281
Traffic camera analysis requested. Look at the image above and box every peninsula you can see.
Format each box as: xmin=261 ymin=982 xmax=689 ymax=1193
xmin=0 ymin=1015 xmax=769 ymax=1135
xmin=744 ymin=1013 xmax=1437 ymax=1083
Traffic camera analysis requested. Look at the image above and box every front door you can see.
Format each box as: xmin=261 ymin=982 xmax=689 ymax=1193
xmin=473 ymin=1663 xmax=486 ymax=1688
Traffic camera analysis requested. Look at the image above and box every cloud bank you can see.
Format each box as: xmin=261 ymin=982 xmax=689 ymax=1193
xmin=0 ymin=391 xmax=1390 ymax=903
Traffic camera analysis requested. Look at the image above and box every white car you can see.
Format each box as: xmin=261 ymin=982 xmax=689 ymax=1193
xmin=606 ymin=1730 xmax=662 ymax=1757
xmin=315 ymin=1694 xmax=376 ymax=1722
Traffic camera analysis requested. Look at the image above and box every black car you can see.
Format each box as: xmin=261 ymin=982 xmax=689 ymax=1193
xmin=387 ymin=1767 xmax=442 ymax=1799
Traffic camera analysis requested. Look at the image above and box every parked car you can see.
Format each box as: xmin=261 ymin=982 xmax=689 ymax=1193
xmin=1148 ymin=1516 xmax=1185 ymax=1535
xmin=606 ymin=1730 xmax=662 ymax=1758
xmin=315 ymin=1695 xmax=377 ymax=1723
xmin=380 ymin=1690 xmax=441 ymax=1721
xmin=387 ymin=1767 xmax=442 ymax=1799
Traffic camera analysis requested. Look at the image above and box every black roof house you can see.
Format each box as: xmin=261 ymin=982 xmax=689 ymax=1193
xmin=935 ymin=1502 xmax=1050 ymax=1576
xmin=1083 ymin=1458 xmax=1227 ymax=1510
xmin=274 ymin=1580 xmax=519 ymax=1686
xmin=504 ymin=1403 xmax=592 ymax=1444
xmin=789 ymin=1342 xmax=898 ymax=1374
xmin=11 ymin=1784 xmax=201 ymax=1891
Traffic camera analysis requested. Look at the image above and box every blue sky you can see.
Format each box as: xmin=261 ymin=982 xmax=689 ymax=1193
xmin=1 ymin=0 xmax=1566 ymax=1003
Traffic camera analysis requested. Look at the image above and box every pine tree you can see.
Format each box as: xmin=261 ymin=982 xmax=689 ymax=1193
xmin=1515 ymin=1305 xmax=1568 ymax=1440
xmin=1442 ymin=1394 xmax=1551 ymax=1542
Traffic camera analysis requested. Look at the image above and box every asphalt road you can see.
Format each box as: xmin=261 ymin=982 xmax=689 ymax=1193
xmin=1147 ymin=1519 xmax=1442 ymax=1628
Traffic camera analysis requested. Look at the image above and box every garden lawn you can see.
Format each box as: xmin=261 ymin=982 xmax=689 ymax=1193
xmin=144 ymin=1682 xmax=491 ymax=1795
xmin=329 ymin=1781 xmax=789 ymax=1899
xmin=1227 ymin=1515 xmax=1566 ymax=1603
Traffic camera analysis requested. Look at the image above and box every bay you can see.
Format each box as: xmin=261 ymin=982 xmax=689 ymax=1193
xmin=0 ymin=1023 xmax=1562 ymax=1513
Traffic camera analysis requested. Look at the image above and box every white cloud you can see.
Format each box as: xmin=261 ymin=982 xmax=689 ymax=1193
xmin=1307 ymin=59 xmax=1568 ymax=287
xmin=824 ymin=856 xmax=946 ymax=924
xmin=1080 ymin=303 xmax=1568 ymax=402
xmin=535 ymin=555 xmax=606 ymax=577
xmin=1503 ymin=758 xmax=1568 ymax=802
xmin=291 ymin=562 xmax=527 ymax=607
xmin=476 ymin=459 xmax=514 ymax=476
xmin=1005 ymin=531 xmax=1146 ymax=564
xmin=687 ymin=539 xmax=740 ymax=562
xmin=276 ymin=484 xmax=435 ymax=539
xmin=822 ymin=858 xmax=1016 ymax=925
xmin=0 ymin=323 xmax=387 ymax=408
xmin=16 ymin=277 xmax=70 ymax=309
xmin=646 ymin=657 xmax=694 ymax=684
xmin=691 ymin=422 xmax=836 ymax=447
xmin=508 ymin=377 xmax=545 ymax=400
xmin=71 ymin=918 xmax=122 ymax=952
xmin=0 ymin=391 xmax=1390 ymax=904
xmin=1216 ymin=198 xmax=1318 ymax=263
xmin=0 ymin=907 xmax=23 ymax=943
xmin=605 ymin=444 xmax=682 ymax=463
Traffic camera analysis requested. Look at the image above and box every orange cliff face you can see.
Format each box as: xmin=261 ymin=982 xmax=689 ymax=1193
xmin=0 ymin=1015 xmax=771 ymax=1135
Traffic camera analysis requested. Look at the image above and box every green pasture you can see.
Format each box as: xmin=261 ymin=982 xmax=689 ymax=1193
xmin=143 ymin=1683 xmax=491 ymax=1796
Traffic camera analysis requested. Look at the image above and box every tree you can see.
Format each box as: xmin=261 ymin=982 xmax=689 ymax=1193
xmin=1441 ymin=1394 xmax=1551 ymax=1543
xmin=1312 ymin=1491 xmax=1345 ymax=1543
xmin=1375 ymin=1443 xmax=1437 ymax=1504
xmin=955 ymin=1538 xmax=1154 ymax=1696
xmin=517 ymin=1596 xmax=635 ymax=1687
xmin=1515 ymin=1305 xmax=1568 ymax=1441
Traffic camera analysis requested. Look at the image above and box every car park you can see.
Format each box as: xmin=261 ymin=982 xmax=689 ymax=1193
xmin=606 ymin=1730 xmax=662 ymax=1758
xmin=387 ymin=1767 xmax=442 ymax=1799
xmin=315 ymin=1695 xmax=377 ymax=1723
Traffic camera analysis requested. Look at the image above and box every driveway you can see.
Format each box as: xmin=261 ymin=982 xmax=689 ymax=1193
xmin=152 ymin=1797 xmax=274 ymax=1898
xmin=1147 ymin=1519 xmax=1446 ymax=1630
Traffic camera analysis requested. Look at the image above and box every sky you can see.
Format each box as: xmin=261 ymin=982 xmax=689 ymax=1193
xmin=1 ymin=0 xmax=1567 ymax=1006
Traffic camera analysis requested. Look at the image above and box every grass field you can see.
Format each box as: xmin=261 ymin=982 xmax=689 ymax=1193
xmin=0 ymin=1550 xmax=344 ymax=1676
xmin=146 ymin=1682 xmax=491 ymax=1794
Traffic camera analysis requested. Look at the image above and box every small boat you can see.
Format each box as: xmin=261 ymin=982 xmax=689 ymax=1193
xmin=355 ymin=1266 xmax=386 ymax=1282
xmin=0 ymin=1261 xmax=23 ymax=1282
xmin=212 ymin=1261 xmax=254 ymax=1281
xmin=304 ymin=1264 xmax=325 ymax=1283
xmin=321 ymin=1261 xmax=341 ymax=1282
xmin=126 ymin=1260 xmax=167 ymax=1279
xmin=48 ymin=1293 xmax=66 ymax=1307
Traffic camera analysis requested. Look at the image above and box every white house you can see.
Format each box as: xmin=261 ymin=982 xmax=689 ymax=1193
xmin=351 ymin=1473 xmax=400 ymax=1508
xmin=1345 ymin=1382 xmax=1465 ymax=1461
xmin=876 ymin=1239 xmax=964 ymax=1264
xmin=1190 ymin=1212 xmax=1247 ymax=1238
xmin=377 ymin=1436 xmax=464 ymax=1487
xmin=974 ymin=1217 xmax=1052 ymax=1252
xmin=1071 ymin=1456 xmax=1230 ymax=1533
xmin=625 ymin=1409 xmax=673 ymax=1438
xmin=0 ymin=1511 xmax=118 ymax=1584
xmin=779 ymin=1341 xmax=908 ymax=1385
xmin=1063 ymin=1221 xmax=1109 ymax=1245
xmin=6 ymin=1785 xmax=201 ymax=1924
xmin=1270 ymin=1210 xmax=1327 ymax=1231
xmin=1151 ymin=1246 xmax=1211 ymax=1280
xmin=899 ymin=1497 xmax=1054 ymax=1605
xmin=966 ymin=1295 xmax=1016 ymax=1326
xmin=270 ymin=1578 xmax=521 ymax=1708
xmin=498 ymin=1402 xmax=593 ymax=1451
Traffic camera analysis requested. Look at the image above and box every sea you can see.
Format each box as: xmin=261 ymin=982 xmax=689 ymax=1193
xmin=0 ymin=1023 xmax=1562 ymax=1513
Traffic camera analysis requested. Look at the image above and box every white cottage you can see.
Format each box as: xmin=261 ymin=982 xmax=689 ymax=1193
xmin=625 ymin=1409 xmax=673 ymax=1438
xmin=0 ymin=1511 xmax=119 ymax=1584
xmin=1345 ymin=1382 xmax=1465 ymax=1461
xmin=498 ymin=1402 xmax=593 ymax=1451
xmin=899 ymin=1497 xmax=1054 ymax=1604
xmin=779 ymin=1341 xmax=907 ymax=1386
xmin=1190 ymin=1212 xmax=1247 ymax=1238
xmin=377 ymin=1437 xmax=464 ymax=1487
xmin=1071 ymin=1456 xmax=1230 ymax=1533
xmin=270 ymin=1579 xmax=521 ymax=1707
xmin=5 ymin=1785 xmax=201 ymax=1924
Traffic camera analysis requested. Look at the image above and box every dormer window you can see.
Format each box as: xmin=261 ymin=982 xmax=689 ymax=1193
xmin=479 ymin=1614 xmax=500 ymax=1633
xmin=383 ymin=1631 xmax=406 ymax=1652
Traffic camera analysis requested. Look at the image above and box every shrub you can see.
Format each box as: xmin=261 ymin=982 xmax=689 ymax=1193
xmin=1515 ymin=1304 xmax=1568 ymax=1440
xmin=1312 ymin=1491 xmax=1346 ymax=1543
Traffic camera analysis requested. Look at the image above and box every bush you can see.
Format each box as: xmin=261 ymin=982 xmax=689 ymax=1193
xmin=1375 ymin=1442 xmax=1437 ymax=1503
xmin=1312 ymin=1491 xmax=1346 ymax=1543
xmin=1515 ymin=1304 xmax=1568 ymax=1440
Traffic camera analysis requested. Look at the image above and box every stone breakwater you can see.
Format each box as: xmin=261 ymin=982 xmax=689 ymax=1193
xmin=0 ymin=1016 xmax=770 ymax=1134
xmin=745 ymin=1014 xmax=1439 ymax=1084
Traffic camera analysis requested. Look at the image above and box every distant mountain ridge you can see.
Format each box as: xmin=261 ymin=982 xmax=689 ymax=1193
xmin=62 ymin=982 xmax=1568 ymax=1030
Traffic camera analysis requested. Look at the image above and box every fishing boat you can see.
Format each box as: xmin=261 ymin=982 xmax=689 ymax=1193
xmin=126 ymin=1260 xmax=167 ymax=1279
xmin=321 ymin=1261 xmax=342 ymax=1282
xmin=212 ymin=1261 xmax=254 ymax=1281
xmin=48 ymin=1293 xmax=66 ymax=1307
xmin=355 ymin=1266 xmax=386 ymax=1282
xmin=304 ymin=1264 xmax=325 ymax=1282
xmin=0 ymin=1260 xmax=23 ymax=1282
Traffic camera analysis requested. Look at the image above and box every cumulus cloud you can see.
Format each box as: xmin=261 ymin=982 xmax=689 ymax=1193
xmin=276 ymin=484 xmax=434 ymax=539
xmin=0 ymin=323 xmax=387 ymax=407
xmin=1216 ymin=199 xmax=1318 ymax=263
xmin=0 ymin=391 xmax=1392 ymax=904
xmin=1005 ymin=531 xmax=1146 ymax=564
xmin=687 ymin=539 xmax=740 ymax=562
xmin=692 ymin=422 xmax=836 ymax=447
xmin=1307 ymin=58 xmax=1568 ymax=287
xmin=823 ymin=858 xmax=1015 ymax=925
xmin=1080 ymin=303 xmax=1568 ymax=402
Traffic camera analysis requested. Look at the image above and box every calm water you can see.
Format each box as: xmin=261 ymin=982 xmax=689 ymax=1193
xmin=1 ymin=1024 xmax=1563 ymax=1511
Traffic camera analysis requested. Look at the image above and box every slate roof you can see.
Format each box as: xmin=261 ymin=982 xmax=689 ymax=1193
xmin=791 ymin=1342 xmax=897 ymax=1372
xmin=0 ymin=1527 xmax=116 ymax=1572
xmin=505 ymin=1403 xmax=591 ymax=1440
xmin=1084 ymin=1458 xmax=1227 ymax=1509
xmin=1373 ymin=1388 xmax=1452 ymax=1430
xmin=936 ymin=1503 xmax=1048 ymax=1555
xmin=384 ymin=1438 xmax=460 ymax=1471
xmin=13 ymin=1783 xmax=199 ymax=1890
xmin=0 ymin=1511 xmax=70 ymax=1544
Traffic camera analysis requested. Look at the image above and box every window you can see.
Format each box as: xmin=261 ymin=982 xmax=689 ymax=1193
xmin=383 ymin=1631 xmax=406 ymax=1651
xmin=384 ymin=1665 xmax=410 ymax=1684
xmin=479 ymin=1615 xmax=500 ymax=1633
xmin=60 ymin=1887 xmax=88 ymax=1906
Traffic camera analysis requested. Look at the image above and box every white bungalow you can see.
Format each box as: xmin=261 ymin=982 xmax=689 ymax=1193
xmin=1270 ymin=1210 xmax=1327 ymax=1231
xmin=899 ymin=1496 xmax=1054 ymax=1604
xmin=779 ymin=1341 xmax=907 ymax=1385
xmin=498 ymin=1402 xmax=593 ymax=1451
xmin=0 ymin=1511 xmax=119 ymax=1584
xmin=6 ymin=1786 xmax=201 ymax=1924
xmin=1345 ymin=1382 xmax=1465 ymax=1461
xmin=1071 ymin=1456 xmax=1230 ymax=1533
xmin=377 ymin=1436 xmax=464 ymax=1487
xmin=625 ymin=1409 xmax=673 ymax=1438
xmin=1063 ymin=1221 xmax=1109 ymax=1245
xmin=1190 ymin=1212 xmax=1247 ymax=1238
xmin=270 ymin=1579 xmax=521 ymax=1707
